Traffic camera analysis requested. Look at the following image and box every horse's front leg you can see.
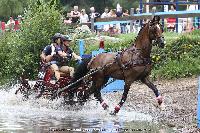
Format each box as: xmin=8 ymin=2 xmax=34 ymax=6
xmin=141 ymin=77 xmax=163 ymax=106
xmin=110 ymin=81 xmax=132 ymax=115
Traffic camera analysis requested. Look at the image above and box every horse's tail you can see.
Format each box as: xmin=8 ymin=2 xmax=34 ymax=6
xmin=73 ymin=57 xmax=92 ymax=81
xmin=68 ymin=57 xmax=92 ymax=91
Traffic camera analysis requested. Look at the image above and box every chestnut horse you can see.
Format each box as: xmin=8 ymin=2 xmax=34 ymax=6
xmin=61 ymin=16 xmax=165 ymax=114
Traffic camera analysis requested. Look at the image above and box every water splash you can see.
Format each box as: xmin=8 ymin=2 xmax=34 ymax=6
xmin=0 ymin=84 xmax=172 ymax=132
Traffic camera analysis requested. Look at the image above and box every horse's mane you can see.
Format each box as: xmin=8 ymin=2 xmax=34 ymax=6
xmin=133 ymin=22 xmax=150 ymax=45
xmin=73 ymin=58 xmax=91 ymax=81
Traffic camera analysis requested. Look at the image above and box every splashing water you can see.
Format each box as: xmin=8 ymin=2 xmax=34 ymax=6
xmin=0 ymin=84 xmax=173 ymax=132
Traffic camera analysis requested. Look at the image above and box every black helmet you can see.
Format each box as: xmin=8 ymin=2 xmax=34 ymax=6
xmin=52 ymin=33 xmax=62 ymax=42
xmin=62 ymin=35 xmax=72 ymax=42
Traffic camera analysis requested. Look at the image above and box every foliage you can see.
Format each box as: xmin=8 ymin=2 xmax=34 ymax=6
xmin=151 ymin=30 xmax=200 ymax=79
xmin=152 ymin=55 xmax=200 ymax=79
xmin=72 ymin=25 xmax=93 ymax=40
xmin=0 ymin=0 xmax=30 ymax=21
xmin=0 ymin=0 xmax=63 ymax=83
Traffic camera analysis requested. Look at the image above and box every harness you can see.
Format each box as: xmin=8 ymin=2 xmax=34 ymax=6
xmin=116 ymin=47 xmax=151 ymax=69
xmin=115 ymin=46 xmax=151 ymax=80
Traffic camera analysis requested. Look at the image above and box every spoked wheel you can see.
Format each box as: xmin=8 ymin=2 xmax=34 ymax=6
xmin=34 ymin=80 xmax=46 ymax=98
xmin=76 ymin=91 xmax=88 ymax=106
xmin=15 ymin=78 xmax=32 ymax=99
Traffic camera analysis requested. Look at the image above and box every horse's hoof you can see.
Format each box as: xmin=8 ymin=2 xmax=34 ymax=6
xmin=114 ymin=105 xmax=120 ymax=113
xmin=109 ymin=105 xmax=120 ymax=115
xmin=159 ymin=102 xmax=165 ymax=111
xmin=109 ymin=111 xmax=117 ymax=115
xmin=15 ymin=90 xmax=18 ymax=95
xmin=101 ymin=101 xmax=109 ymax=110
xmin=103 ymin=104 xmax=109 ymax=110
xmin=156 ymin=95 xmax=163 ymax=105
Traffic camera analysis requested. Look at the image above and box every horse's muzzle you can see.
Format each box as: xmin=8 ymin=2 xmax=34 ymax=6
xmin=156 ymin=36 xmax=165 ymax=48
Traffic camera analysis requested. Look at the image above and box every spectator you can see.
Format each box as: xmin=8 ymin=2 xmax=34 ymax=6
xmin=79 ymin=9 xmax=89 ymax=24
xmin=6 ymin=16 xmax=15 ymax=31
xmin=64 ymin=17 xmax=72 ymax=24
xmin=134 ymin=8 xmax=141 ymax=33
xmin=17 ymin=15 xmax=23 ymax=24
xmin=116 ymin=4 xmax=123 ymax=17
xmin=109 ymin=9 xmax=117 ymax=17
xmin=70 ymin=6 xmax=80 ymax=23
xmin=101 ymin=7 xmax=110 ymax=18
xmin=187 ymin=4 xmax=198 ymax=31
xmin=167 ymin=5 xmax=176 ymax=32
xmin=123 ymin=9 xmax=130 ymax=16
xmin=89 ymin=7 xmax=100 ymax=21
xmin=89 ymin=7 xmax=101 ymax=33
xmin=101 ymin=7 xmax=110 ymax=32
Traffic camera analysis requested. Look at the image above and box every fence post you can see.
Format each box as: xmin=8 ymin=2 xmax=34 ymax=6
xmin=91 ymin=18 xmax=95 ymax=32
xmin=130 ymin=8 xmax=134 ymax=32
xmin=175 ymin=0 xmax=179 ymax=33
xmin=152 ymin=7 xmax=156 ymax=19
xmin=197 ymin=76 xmax=200 ymax=128
xmin=79 ymin=39 xmax=84 ymax=57
xmin=198 ymin=0 xmax=200 ymax=29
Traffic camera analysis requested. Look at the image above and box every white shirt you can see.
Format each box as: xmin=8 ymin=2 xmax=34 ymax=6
xmin=101 ymin=12 xmax=110 ymax=18
xmin=80 ymin=14 xmax=89 ymax=23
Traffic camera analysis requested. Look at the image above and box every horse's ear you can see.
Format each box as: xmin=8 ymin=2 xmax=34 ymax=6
xmin=152 ymin=15 xmax=160 ymax=23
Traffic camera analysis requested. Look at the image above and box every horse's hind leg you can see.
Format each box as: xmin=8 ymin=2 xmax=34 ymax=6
xmin=141 ymin=77 xmax=163 ymax=105
xmin=90 ymin=76 xmax=109 ymax=110
xmin=94 ymin=90 xmax=109 ymax=110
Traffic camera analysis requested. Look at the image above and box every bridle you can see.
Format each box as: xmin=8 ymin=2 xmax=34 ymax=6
xmin=148 ymin=22 xmax=165 ymax=48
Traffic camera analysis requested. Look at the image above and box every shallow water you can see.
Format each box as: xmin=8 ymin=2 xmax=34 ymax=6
xmin=0 ymin=85 xmax=174 ymax=133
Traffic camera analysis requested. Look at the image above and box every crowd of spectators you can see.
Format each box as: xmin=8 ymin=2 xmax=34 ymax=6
xmin=64 ymin=4 xmax=130 ymax=25
xmin=64 ymin=4 xmax=131 ymax=34
xmin=63 ymin=3 xmax=200 ymax=34
xmin=1 ymin=3 xmax=198 ymax=34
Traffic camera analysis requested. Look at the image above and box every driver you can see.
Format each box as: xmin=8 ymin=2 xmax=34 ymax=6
xmin=59 ymin=35 xmax=82 ymax=78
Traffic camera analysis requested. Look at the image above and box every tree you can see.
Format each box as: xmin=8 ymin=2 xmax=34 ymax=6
xmin=0 ymin=0 xmax=64 ymax=81
xmin=0 ymin=0 xmax=30 ymax=21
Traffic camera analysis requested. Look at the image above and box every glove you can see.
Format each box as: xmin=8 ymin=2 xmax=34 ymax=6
xmin=78 ymin=59 xmax=83 ymax=64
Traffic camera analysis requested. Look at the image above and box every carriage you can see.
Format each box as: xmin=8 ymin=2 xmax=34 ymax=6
xmin=15 ymin=59 xmax=91 ymax=105
xmin=15 ymin=16 xmax=165 ymax=115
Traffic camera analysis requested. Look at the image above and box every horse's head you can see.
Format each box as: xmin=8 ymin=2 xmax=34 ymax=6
xmin=149 ymin=16 xmax=165 ymax=48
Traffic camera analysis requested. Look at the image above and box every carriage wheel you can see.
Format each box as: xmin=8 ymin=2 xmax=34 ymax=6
xmin=15 ymin=79 xmax=32 ymax=99
xmin=34 ymin=81 xmax=46 ymax=98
